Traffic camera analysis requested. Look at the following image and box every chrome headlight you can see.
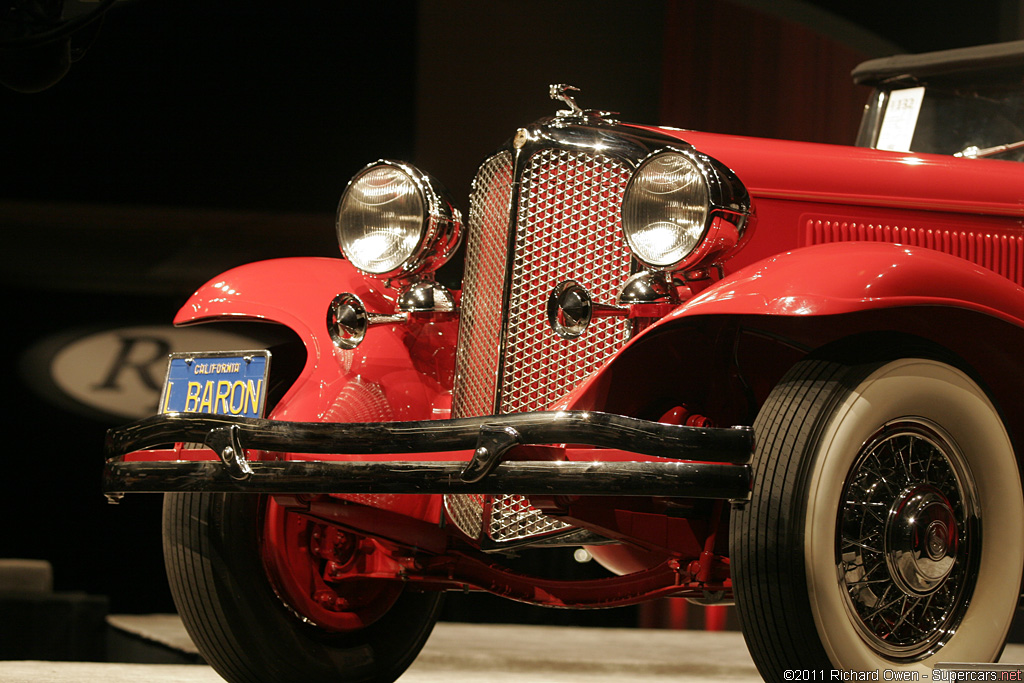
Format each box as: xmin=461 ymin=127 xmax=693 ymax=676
xmin=621 ymin=150 xmax=750 ymax=273
xmin=336 ymin=161 xmax=462 ymax=279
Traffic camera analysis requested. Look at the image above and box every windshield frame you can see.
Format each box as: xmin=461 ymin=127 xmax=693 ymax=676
xmin=854 ymin=42 xmax=1024 ymax=157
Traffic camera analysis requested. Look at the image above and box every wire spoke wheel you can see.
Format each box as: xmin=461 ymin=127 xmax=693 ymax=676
xmin=838 ymin=420 xmax=978 ymax=658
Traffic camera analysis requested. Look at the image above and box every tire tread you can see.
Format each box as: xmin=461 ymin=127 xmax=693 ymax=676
xmin=731 ymin=359 xmax=853 ymax=681
xmin=162 ymin=492 xmax=443 ymax=683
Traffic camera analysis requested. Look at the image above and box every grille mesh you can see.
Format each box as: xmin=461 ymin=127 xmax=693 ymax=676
xmin=453 ymin=152 xmax=515 ymax=419
xmin=501 ymin=148 xmax=633 ymax=414
xmin=489 ymin=494 xmax=571 ymax=541
xmin=447 ymin=145 xmax=633 ymax=543
xmin=443 ymin=493 xmax=485 ymax=540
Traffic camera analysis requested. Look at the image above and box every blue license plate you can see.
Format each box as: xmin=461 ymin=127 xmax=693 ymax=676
xmin=159 ymin=351 xmax=270 ymax=418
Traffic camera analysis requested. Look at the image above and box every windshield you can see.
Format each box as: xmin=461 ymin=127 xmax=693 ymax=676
xmin=858 ymin=78 xmax=1024 ymax=161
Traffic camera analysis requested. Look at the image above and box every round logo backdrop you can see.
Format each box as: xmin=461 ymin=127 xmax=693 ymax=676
xmin=23 ymin=325 xmax=263 ymax=422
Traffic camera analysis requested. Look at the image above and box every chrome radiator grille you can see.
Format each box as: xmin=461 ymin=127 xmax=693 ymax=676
xmin=453 ymin=147 xmax=633 ymax=418
xmin=444 ymin=493 xmax=485 ymax=541
xmin=501 ymin=148 xmax=633 ymax=414
xmin=447 ymin=142 xmax=634 ymax=543
xmin=452 ymin=152 xmax=515 ymax=419
xmin=488 ymin=494 xmax=572 ymax=541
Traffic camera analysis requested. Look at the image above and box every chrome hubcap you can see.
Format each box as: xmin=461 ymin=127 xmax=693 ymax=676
xmin=837 ymin=419 xmax=979 ymax=659
xmin=886 ymin=486 xmax=958 ymax=595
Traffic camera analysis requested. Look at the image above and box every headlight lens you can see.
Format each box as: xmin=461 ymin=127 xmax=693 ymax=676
xmin=337 ymin=164 xmax=426 ymax=276
xmin=622 ymin=152 xmax=710 ymax=269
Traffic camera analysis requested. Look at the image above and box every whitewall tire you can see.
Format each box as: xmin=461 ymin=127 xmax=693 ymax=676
xmin=731 ymin=357 xmax=1023 ymax=681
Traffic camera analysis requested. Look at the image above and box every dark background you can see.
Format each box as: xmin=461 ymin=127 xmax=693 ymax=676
xmin=0 ymin=0 xmax=1015 ymax=622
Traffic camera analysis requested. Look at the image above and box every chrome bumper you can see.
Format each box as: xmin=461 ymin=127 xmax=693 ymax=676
xmin=103 ymin=411 xmax=754 ymax=501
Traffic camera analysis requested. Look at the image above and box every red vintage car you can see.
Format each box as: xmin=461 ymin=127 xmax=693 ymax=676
xmin=105 ymin=41 xmax=1024 ymax=682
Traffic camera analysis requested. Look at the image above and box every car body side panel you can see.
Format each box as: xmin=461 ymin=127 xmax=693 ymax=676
xmin=629 ymin=125 xmax=1024 ymax=219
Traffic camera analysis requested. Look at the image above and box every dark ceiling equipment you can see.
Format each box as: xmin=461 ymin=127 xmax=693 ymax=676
xmin=0 ymin=0 xmax=116 ymax=92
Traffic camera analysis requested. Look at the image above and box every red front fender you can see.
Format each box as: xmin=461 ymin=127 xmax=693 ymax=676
xmin=176 ymin=256 xmax=456 ymax=421
xmin=176 ymin=256 xmax=394 ymax=330
xmin=175 ymin=256 xmax=458 ymax=522
xmin=670 ymin=241 xmax=1024 ymax=323
xmin=562 ymin=241 xmax=1024 ymax=420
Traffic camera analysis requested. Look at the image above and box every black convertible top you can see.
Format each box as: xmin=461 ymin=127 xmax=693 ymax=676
xmin=853 ymin=40 xmax=1024 ymax=86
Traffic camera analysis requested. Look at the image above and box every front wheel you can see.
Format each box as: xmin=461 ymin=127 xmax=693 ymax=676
xmin=162 ymin=492 xmax=443 ymax=683
xmin=731 ymin=357 xmax=1023 ymax=681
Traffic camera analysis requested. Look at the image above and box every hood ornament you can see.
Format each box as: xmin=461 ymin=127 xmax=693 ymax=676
xmin=550 ymin=84 xmax=584 ymax=118
xmin=549 ymin=84 xmax=618 ymax=122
